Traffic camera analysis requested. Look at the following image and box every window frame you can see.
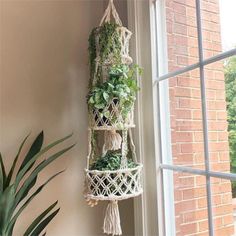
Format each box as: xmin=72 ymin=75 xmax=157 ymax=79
xmin=128 ymin=0 xmax=236 ymax=236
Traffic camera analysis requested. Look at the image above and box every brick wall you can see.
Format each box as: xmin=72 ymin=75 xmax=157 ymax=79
xmin=165 ymin=0 xmax=234 ymax=235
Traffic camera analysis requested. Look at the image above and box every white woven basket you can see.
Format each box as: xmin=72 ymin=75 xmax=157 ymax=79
xmin=89 ymin=98 xmax=135 ymax=130
xmin=84 ymin=164 xmax=143 ymax=201
xmin=94 ymin=26 xmax=133 ymax=66
xmin=94 ymin=0 xmax=133 ymax=66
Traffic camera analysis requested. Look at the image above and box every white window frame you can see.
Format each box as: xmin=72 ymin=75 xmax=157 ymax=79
xmin=128 ymin=0 xmax=236 ymax=236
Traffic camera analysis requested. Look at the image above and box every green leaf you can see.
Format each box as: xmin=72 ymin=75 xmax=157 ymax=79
xmin=7 ymin=171 xmax=64 ymax=234
xmin=29 ymin=208 xmax=60 ymax=236
xmin=103 ymin=92 xmax=109 ymax=102
xmin=15 ymin=133 xmax=73 ymax=189
xmin=94 ymin=103 xmax=105 ymax=109
xmin=17 ymin=175 xmax=38 ymax=205
xmin=103 ymin=111 xmax=110 ymax=118
xmin=88 ymin=96 xmax=95 ymax=104
xmin=0 ymin=185 xmax=15 ymax=234
xmin=23 ymin=201 xmax=58 ymax=236
xmin=0 ymin=153 xmax=6 ymax=192
xmin=15 ymin=143 xmax=74 ymax=206
xmin=6 ymin=133 xmax=30 ymax=187
xmin=18 ymin=131 xmax=44 ymax=177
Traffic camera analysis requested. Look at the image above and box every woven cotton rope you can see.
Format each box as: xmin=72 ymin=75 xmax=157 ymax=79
xmin=85 ymin=165 xmax=142 ymax=201
xmin=89 ymin=98 xmax=135 ymax=130
xmin=84 ymin=0 xmax=143 ymax=235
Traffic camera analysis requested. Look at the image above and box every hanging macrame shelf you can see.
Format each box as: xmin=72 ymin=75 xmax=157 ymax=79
xmin=84 ymin=0 xmax=143 ymax=235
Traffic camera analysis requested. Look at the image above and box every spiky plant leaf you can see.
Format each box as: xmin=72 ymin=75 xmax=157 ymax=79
xmin=15 ymin=133 xmax=73 ymax=189
xmin=5 ymin=134 xmax=30 ymax=187
xmin=14 ymin=144 xmax=74 ymax=206
xmin=29 ymin=208 xmax=60 ymax=236
xmin=0 ymin=132 xmax=74 ymax=235
xmin=17 ymin=131 xmax=44 ymax=176
xmin=23 ymin=201 xmax=58 ymax=236
xmin=0 ymin=153 xmax=6 ymax=193
xmin=6 ymin=171 xmax=64 ymax=234
xmin=0 ymin=185 xmax=15 ymax=234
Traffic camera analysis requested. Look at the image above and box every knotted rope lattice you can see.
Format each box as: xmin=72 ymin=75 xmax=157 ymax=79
xmin=85 ymin=0 xmax=143 ymax=235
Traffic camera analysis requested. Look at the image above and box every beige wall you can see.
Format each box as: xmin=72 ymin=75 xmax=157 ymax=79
xmin=0 ymin=0 xmax=134 ymax=235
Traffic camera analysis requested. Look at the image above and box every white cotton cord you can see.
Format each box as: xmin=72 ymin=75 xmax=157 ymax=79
xmin=87 ymin=129 xmax=92 ymax=169
xmin=110 ymin=0 xmax=122 ymax=26
xmin=103 ymin=200 xmax=122 ymax=236
xmin=99 ymin=0 xmax=122 ymax=26
xmin=120 ymin=130 xmax=128 ymax=169
xmin=103 ymin=130 xmax=122 ymax=153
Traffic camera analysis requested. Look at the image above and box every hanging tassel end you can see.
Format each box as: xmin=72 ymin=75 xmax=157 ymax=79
xmin=103 ymin=200 xmax=122 ymax=236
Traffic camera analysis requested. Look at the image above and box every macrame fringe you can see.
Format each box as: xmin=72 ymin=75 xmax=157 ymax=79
xmin=103 ymin=200 xmax=122 ymax=236
xmin=104 ymin=130 xmax=122 ymax=152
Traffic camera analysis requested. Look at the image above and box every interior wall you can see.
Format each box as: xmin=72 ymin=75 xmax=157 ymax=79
xmin=0 ymin=0 xmax=134 ymax=235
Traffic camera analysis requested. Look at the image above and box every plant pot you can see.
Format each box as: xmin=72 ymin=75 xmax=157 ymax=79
xmin=84 ymin=164 xmax=143 ymax=201
xmin=89 ymin=98 xmax=135 ymax=130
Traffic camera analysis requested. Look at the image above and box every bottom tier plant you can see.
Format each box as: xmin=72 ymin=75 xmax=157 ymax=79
xmin=84 ymin=151 xmax=143 ymax=201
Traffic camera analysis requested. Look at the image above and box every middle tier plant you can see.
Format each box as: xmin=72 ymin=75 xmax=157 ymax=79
xmin=87 ymin=64 xmax=141 ymax=130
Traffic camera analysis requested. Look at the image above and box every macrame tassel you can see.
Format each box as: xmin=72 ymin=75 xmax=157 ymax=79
xmin=103 ymin=200 xmax=122 ymax=236
xmin=104 ymin=130 xmax=122 ymax=152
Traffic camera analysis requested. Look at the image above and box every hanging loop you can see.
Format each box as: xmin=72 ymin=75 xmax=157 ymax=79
xmin=99 ymin=0 xmax=122 ymax=26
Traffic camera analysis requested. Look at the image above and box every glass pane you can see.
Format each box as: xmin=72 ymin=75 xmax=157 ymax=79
xmin=161 ymin=69 xmax=205 ymax=169
xmin=163 ymin=0 xmax=199 ymax=73
xmin=163 ymin=170 xmax=209 ymax=235
xmin=204 ymin=56 xmax=236 ymax=174
xmin=201 ymin=0 xmax=236 ymax=59
xmin=211 ymin=177 xmax=235 ymax=236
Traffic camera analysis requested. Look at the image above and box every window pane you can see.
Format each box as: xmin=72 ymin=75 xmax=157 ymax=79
xmin=163 ymin=170 xmax=209 ymax=235
xmin=204 ymin=56 xmax=236 ymax=174
xmin=211 ymin=177 xmax=235 ymax=236
xmin=201 ymin=0 xmax=236 ymax=59
xmin=161 ymin=69 xmax=205 ymax=169
xmin=163 ymin=0 xmax=199 ymax=73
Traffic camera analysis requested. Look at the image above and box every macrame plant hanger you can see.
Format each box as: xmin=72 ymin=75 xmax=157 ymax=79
xmin=84 ymin=0 xmax=143 ymax=235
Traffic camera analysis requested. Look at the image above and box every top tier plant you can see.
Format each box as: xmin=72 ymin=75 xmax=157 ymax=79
xmin=87 ymin=1 xmax=141 ymax=130
xmin=88 ymin=2 xmax=133 ymax=88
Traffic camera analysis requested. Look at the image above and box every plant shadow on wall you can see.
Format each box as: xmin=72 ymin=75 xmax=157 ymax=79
xmin=0 ymin=131 xmax=75 ymax=236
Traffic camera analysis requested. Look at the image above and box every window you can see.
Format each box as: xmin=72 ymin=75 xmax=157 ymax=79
xmin=151 ymin=0 xmax=236 ymax=236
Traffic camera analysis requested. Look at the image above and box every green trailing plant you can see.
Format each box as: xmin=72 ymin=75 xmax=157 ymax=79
xmin=89 ymin=151 xmax=137 ymax=196
xmin=90 ymin=151 xmax=137 ymax=171
xmin=0 ymin=131 xmax=74 ymax=236
xmin=87 ymin=64 xmax=142 ymax=123
xmin=88 ymin=22 xmax=121 ymax=88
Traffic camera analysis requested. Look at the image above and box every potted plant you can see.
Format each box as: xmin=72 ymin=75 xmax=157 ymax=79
xmin=0 ymin=131 xmax=74 ymax=236
xmin=86 ymin=151 xmax=142 ymax=198
xmin=87 ymin=64 xmax=141 ymax=129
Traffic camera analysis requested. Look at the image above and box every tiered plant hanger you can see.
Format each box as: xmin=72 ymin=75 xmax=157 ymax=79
xmin=84 ymin=0 xmax=143 ymax=235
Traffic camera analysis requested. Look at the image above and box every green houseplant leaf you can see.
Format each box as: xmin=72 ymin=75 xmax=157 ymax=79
xmin=0 ymin=153 xmax=7 ymax=193
xmin=5 ymin=133 xmax=30 ymax=188
xmin=23 ymin=201 xmax=58 ymax=236
xmin=0 ymin=185 xmax=15 ymax=233
xmin=17 ymin=131 xmax=44 ymax=176
xmin=0 ymin=131 xmax=74 ymax=236
xmin=29 ymin=207 xmax=60 ymax=236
